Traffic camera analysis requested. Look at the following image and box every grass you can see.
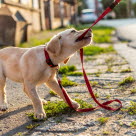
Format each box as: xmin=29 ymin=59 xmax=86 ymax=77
xmin=120 ymin=67 xmax=132 ymax=73
xmin=59 ymin=65 xmax=77 ymax=74
xmin=90 ymin=81 xmax=99 ymax=87
xmin=27 ymin=99 xmax=93 ymax=121
xmin=106 ymin=65 xmax=113 ymax=73
xmin=118 ymin=76 xmax=135 ymax=86
xmin=19 ymin=38 xmax=51 ymax=48
xmin=130 ymin=88 xmax=136 ymax=94
xmin=85 ymin=56 xmax=97 ymax=62
xmin=49 ymin=90 xmax=57 ymax=96
xmin=97 ymin=117 xmax=109 ymax=125
xmin=67 ymin=71 xmax=83 ymax=76
xmin=19 ymin=25 xmax=114 ymax=48
xmin=122 ymin=101 xmax=136 ymax=115
xmin=26 ymin=124 xmax=40 ymax=130
xmin=130 ymin=121 xmax=136 ymax=128
xmin=83 ymin=45 xmax=115 ymax=56
xmin=61 ymin=76 xmax=78 ymax=87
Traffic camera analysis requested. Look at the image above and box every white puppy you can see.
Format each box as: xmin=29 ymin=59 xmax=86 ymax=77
xmin=0 ymin=29 xmax=92 ymax=119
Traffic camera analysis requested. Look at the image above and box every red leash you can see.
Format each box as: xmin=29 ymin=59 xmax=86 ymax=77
xmin=57 ymin=49 xmax=122 ymax=112
xmin=45 ymin=0 xmax=123 ymax=112
xmin=76 ymin=0 xmax=121 ymax=41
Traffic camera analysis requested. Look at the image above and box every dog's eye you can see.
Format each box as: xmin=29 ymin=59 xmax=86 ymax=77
xmin=71 ymin=30 xmax=76 ymax=33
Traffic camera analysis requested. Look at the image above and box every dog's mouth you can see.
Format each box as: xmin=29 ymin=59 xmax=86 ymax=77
xmin=83 ymin=35 xmax=92 ymax=40
xmin=75 ymin=35 xmax=92 ymax=42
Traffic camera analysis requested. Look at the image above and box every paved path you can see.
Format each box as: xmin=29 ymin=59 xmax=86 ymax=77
xmin=114 ymin=43 xmax=136 ymax=78
xmin=98 ymin=18 xmax=136 ymax=42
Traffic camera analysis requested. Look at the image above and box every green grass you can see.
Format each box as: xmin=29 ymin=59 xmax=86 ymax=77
xmin=27 ymin=99 xmax=93 ymax=121
xmin=120 ymin=67 xmax=132 ymax=73
xmin=83 ymin=45 xmax=115 ymax=56
xmin=49 ymin=90 xmax=57 ymax=96
xmin=67 ymin=71 xmax=83 ymax=76
xmin=130 ymin=88 xmax=136 ymax=94
xmin=19 ymin=25 xmax=114 ymax=48
xmin=130 ymin=121 xmax=136 ymax=128
xmin=122 ymin=101 xmax=136 ymax=115
xmin=97 ymin=117 xmax=109 ymax=125
xmin=90 ymin=81 xmax=99 ymax=87
xmin=59 ymin=65 xmax=77 ymax=74
xmin=26 ymin=124 xmax=39 ymax=130
xmin=61 ymin=76 xmax=78 ymax=87
xmin=19 ymin=38 xmax=51 ymax=48
xmin=118 ymin=76 xmax=135 ymax=86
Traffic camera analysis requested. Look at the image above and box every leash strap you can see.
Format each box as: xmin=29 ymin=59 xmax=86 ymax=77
xmin=76 ymin=0 xmax=122 ymax=41
xmin=58 ymin=48 xmax=122 ymax=112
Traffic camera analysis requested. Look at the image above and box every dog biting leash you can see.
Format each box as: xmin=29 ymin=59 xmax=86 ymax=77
xmin=45 ymin=0 xmax=122 ymax=112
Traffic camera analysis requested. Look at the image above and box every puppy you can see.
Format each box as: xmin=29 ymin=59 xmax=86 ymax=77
xmin=0 ymin=29 xmax=92 ymax=119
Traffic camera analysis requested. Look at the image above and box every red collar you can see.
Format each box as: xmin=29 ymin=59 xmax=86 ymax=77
xmin=44 ymin=47 xmax=58 ymax=68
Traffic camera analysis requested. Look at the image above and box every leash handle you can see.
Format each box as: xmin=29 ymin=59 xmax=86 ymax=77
xmin=76 ymin=0 xmax=122 ymax=41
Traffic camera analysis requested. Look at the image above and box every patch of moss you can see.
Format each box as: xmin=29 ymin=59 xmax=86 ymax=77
xmin=61 ymin=76 xmax=78 ymax=87
xmin=118 ymin=76 xmax=135 ymax=86
xmin=67 ymin=71 xmax=83 ymax=76
xmin=120 ymin=67 xmax=132 ymax=73
xmin=49 ymin=90 xmax=57 ymax=96
xmin=97 ymin=117 xmax=109 ymax=125
xmin=59 ymin=65 xmax=77 ymax=74
xmin=27 ymin=99 xmax=93 ymax=121
xmin=130 ymin=121 xmax=136 ymax=128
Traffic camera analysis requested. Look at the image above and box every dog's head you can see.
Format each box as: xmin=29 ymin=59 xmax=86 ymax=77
xmin=47 ymin=29 xmax=92 ymax=63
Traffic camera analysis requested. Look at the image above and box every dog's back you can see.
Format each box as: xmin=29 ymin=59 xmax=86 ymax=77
xmin=0 ymin=47 xmax=28 ymax=82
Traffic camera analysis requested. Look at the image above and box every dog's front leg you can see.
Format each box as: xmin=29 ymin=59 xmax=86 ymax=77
xmin=24 ymin=81 xmax=46 ymax=119
xmin=46 ymin=78 xmax=80 ymax=109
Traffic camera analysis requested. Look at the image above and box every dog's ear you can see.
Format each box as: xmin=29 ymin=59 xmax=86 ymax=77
xmin=47 ymin=35 xmax=62 ymax=56
xmin=63 ymin=57 xmax=70 ymax=64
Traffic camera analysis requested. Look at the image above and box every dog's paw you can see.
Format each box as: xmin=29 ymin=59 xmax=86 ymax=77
xmin=41 ymin=99 xmax=48 ymax=105
xmin=71 ymin=100 xmax=80 ymax=109
xmin=0 ymin=103 xmax=8 ymax=111
xmin=34 ymin=111 xmax=46 ymax=120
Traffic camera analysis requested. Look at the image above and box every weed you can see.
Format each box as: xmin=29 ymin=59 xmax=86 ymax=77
xmin=94 ymin=93 xmax=99 ymax=98
xmin=49 ymin=90 xmax=57 ymax=96
xmin=26 ymin=124 xmax=39 ymax=129
xmin=75 ymin=99 xmax=93 ymax=109
xmin=105 ymin=57 xmax=115 ymax=64
xmin=85 ymin=56 xmax=96 ymax=62
xmin=120 ymin=67 xmax=132 ymax=73
xmin=122 ymin=101 xmax=136 ymax=115
xmin=105 ymin=95 xmax=111 ymax=99
xmin=90 ymin=81 xmax=99 ymax=87
xmin=130 ymin=88 xmax=136 ymax=94
xmin=59 ymin=65 xmax=77 ymax=74
xmin=97 ymin=117 xmax=109 ymax=125
xmin=130 ymin=121 xmax=136 ymax=128
xmin=27 ymin=99 xmax=93 ymax=120
xmin=103 ymin=131 xmax=110 ymax=135
xmin=106 ymin=65 xmax=113 ymax=73
xmin=17 ymin=132 xmax=23 ymax=136
xmin=83 ymin=45 xmax=115 ymax=56
xmin=118 ymin=76 xmax=135 ymax=86
xmin=67 ymin=71 xmax=83 ymax=76
xmin=61 ymin=76 xmax=78 ymax=87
